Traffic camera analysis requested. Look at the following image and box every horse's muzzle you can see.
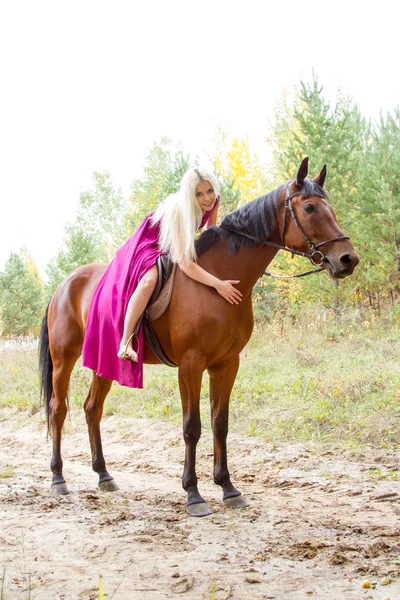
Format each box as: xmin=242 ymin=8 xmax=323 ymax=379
xmin=325 ymin=251 xmax=359 ymax=279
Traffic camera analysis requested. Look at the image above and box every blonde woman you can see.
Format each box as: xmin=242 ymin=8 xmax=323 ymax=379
xmin=82 ymin=167 xmax=242 ymax=388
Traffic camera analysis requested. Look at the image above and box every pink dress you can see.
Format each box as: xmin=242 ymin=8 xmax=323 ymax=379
xmin=82 ymin=200 xmax=218 ymax=388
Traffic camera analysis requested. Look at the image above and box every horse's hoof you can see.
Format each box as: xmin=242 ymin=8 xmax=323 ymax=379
xmin=51 ymin=483 xmax=70 ymax=495
xmin=223 ymin=494 xmax=249 ymax=509
xmin=99 ymin=479 xmax=119 ymax=492
xmin=186 ymin=502 xmax=212 ymax=517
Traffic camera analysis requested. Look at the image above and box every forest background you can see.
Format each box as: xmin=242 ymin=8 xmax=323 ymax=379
xmin=1 ymin=15 xmax=400 ymax=590
xmin=1 ymin=76 xmax=399 ymax=336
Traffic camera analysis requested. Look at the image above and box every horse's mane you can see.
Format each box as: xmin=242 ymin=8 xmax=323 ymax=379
xmin=196 ymin=179 xmax=328 ymax=257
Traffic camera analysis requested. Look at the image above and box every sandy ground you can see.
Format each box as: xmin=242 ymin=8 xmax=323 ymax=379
xmin=0 ymin=411 xmax=399 ymax=600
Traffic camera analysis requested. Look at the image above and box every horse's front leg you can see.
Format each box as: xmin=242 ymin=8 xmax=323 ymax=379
xmin=84 ymin=374 xmax=119 ymax=491
xmin=208 ymin=356 xmax=249 ymax=509
xmin=178 ymin=358 xmax=210 ymax=517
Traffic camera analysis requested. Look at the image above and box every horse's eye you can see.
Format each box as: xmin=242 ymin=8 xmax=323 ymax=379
xmin=304 ymin=204 xmax=315 ymax=213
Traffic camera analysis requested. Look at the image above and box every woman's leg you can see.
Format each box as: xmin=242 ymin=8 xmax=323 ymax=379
xmin=118 ymin=264 xmax=158 ymax=361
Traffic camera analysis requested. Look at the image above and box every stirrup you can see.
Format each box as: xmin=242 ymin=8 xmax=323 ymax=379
xmin=122 ymin=332 xmax=140 ymax=362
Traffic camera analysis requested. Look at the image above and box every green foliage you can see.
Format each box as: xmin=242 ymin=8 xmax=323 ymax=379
xmin=217 ymin=172 xmax=242 ymax=217
xmin=46 ymin=171 xmax=125 ymax=297
xmin=127 ymin=138 xmax=191 ymax=230
xmin=231 ymin=313 xmax=400 ymax=447
xmin=78 ymin=171 xmax=127 ymax=255
xmin=264 ymin=74 xmax=399 ymax=312
xmin=0 ymin=249 xmax=44 ymax=336
xmin=45 ymin=225 xmax=100 ymax=297
xmin=356 ymin=110 xmax=400 ymax=300
xmin=6 ymin=72 xmax=398 ymax=318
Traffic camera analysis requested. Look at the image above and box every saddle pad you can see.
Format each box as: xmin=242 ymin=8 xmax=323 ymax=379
xmin=141 ymin=256 xmax=178 ymax=367
xmin=147 ymin=263 xmax=177 ymax=322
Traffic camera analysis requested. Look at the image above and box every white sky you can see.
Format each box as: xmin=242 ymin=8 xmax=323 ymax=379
xmin=1 ymin=0 xmax=399 ymax=274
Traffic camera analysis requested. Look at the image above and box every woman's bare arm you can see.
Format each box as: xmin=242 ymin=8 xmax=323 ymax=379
xmin=178 ymin=260 xmax=242 ymax=305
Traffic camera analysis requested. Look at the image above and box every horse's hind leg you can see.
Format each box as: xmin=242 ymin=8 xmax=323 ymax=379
xmin=179 ymin=358 xmax=211 ymax=517
xmin=208 ymin=356 xmax=249 ymax=509
xmin=50 ymin=351 xmax=80 ymax=495
xmin=85 ymin=373 xmax=119 ymax=491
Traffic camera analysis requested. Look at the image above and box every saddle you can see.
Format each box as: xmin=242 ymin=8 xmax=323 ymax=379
xmin=133 ymin=255 xmax=178 ymax=367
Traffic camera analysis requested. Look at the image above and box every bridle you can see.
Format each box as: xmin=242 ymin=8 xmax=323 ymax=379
xmin=281 ymin=182 xmax=350 ymax=266
xmin=221 ymin=182 xmax=350 ymax=279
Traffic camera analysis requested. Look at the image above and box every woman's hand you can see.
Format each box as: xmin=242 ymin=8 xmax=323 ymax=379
xmin=214 ymin=280 xmax=242 ymax=305
xmin=178 ymin=261 xmax=242 ymax=304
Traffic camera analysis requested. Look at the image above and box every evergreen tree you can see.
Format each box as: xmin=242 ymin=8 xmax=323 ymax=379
xmin=266 ymin=75 xmax=370 ymax=312
xmin=127 ymin=138 xmax=191 ymax=230
xmin=0 ymin=249 xmax=44 ymax=336
xmin=357 ymin=109 xmax=400 ymax=303
xmin=45 ymin=225 xmax=100 ymax=297
xmin=78 ymin=171 xmax=127 ymax=256
xmin=273 ymin=76 xmax=369 ymax=228
xmin=45 ymin=171 xmax=126 ymax=297
xmin=215 ymin=172 xmax=242 ymax=217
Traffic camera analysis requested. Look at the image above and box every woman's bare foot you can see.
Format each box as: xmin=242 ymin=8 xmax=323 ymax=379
xmin=117 ymin=341 xmax=138 ymax=362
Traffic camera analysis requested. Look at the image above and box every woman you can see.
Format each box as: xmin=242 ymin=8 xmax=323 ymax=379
xmin=82 ymin=167 xmax=242 ymax=388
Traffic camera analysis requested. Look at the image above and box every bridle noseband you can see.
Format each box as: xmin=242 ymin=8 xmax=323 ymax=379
xmin=221 ymin=182 xmax=350 ymax=278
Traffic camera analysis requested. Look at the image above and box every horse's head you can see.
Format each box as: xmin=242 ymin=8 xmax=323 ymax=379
xmin=281 ymin=158 xmax=359 ymax=279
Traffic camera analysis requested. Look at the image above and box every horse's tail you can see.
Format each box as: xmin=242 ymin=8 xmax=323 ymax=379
xmin=39 ymin=303 xmax=53 ymax=432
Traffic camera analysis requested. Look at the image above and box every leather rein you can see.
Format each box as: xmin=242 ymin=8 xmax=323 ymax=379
xmin=222 ymin=182 xmax=350 ymax=279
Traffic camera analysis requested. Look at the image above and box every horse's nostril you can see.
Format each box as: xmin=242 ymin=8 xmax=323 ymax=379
xmin=340 ymin=253 xmax=353 ymax=266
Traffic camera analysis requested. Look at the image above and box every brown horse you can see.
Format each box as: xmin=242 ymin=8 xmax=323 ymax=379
xmin=39 ymin=158 xmax=359 ymax=516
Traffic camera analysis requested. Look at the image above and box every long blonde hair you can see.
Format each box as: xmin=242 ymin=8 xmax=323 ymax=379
xmin=152 ymin=167 xmax=219 ymax=264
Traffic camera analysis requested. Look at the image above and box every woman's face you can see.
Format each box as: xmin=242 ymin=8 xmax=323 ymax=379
xmin=195 ymin=180 xmax=216 ymax=213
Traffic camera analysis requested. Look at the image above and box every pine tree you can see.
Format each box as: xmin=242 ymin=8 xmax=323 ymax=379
xmin=277 ymin=76 xmax=369 ymax=229
xmin=127 ymin=138 xmax=191 ymax=230
xmin=216 ymin=173 xmax=242 ymax=217
xmin=357 ymin=109 xmax=400 ymax=303
xmin=45 ymin=225 xmax=100 ymax=297
xmin=78 ymin=171 xmax=127 ymax=257
xmin=0 ymin=249 xmax=44 ymax=336
xmin=266 ymin=75 xmax=370 ymax=312
xmin=45 ymin=171 xmax=126 ymax=297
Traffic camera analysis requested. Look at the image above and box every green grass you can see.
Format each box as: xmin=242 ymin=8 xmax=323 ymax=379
xmin=233 ymin=317 xmax=400 ymax=448
xmin=0 ymin=311 xmax=399 ymax=450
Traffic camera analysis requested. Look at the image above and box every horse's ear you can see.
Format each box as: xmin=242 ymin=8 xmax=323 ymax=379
xmin=313 ymin=165 xmax=327 ymax=188
xmin=295 ymin=157 xmax=309 ymax=187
